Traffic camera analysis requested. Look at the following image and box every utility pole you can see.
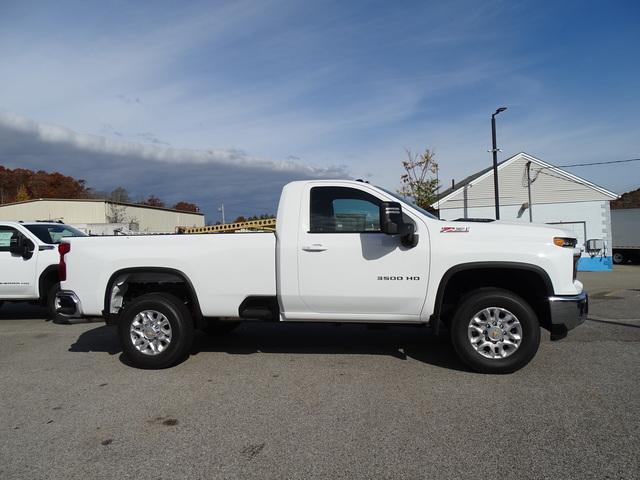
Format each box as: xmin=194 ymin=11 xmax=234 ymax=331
xmin=218 ymin=203 xmax=225 ymax=224
xmin=526 ymin=161 xmax=533 ymax=222
xmin=490 ymin=107 xmax=507 ymax=220
xmin=435 ymin=163 xmax=440 ymax=219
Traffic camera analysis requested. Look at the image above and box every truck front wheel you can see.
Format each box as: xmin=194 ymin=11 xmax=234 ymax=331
xmin=118 ymin=293 xmax=195 ymax=369
xmin=450 ymin=288 xmax=540 ymax=374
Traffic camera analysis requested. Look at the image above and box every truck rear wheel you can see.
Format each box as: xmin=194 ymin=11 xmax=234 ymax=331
xmin=450 ymin=288 xmax=540 ymax=374
xmin=613 ymin=252 xmax=625 ymax=264
xmin=118 ymin=293 xmax=194 ymax=369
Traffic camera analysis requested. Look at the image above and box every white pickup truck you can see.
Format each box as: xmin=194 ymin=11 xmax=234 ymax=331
xmin=0 ymin=221 xmax=86 ymax=319
xmin=56 ymin=180 xmax=588 ymax=373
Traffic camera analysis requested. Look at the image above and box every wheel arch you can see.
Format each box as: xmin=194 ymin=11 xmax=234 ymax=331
xmin=38 ymin=265 xmax=59 ymax=302
xmin=431 ymin=262 xmax=554 ymax=333
xmin=103 ymin=267 xmax=203 ymax=328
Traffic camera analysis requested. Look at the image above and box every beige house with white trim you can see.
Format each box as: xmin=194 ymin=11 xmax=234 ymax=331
xmin=0 ymin=198 xmax=204 ymax=233
xmin=432 ymin=152 xmax=619 ymax=271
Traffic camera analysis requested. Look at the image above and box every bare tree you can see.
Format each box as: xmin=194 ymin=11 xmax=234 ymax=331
xmin=110 ymin=187 xmax=131 ymax=203
xmin=106 ymin=202 xmax=128 ymax=223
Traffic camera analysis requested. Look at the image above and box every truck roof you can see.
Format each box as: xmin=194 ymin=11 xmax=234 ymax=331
xmin=0 ymin=220 xmax=66 ymax=227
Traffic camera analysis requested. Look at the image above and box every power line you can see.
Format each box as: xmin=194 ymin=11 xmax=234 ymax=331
xmin=535 ymin=169 xmax=590 ymax=187
xmin=553 ymin=158 xmax=640 ymax=168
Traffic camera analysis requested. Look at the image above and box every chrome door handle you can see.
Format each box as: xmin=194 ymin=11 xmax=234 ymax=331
xmin=302 ymin=244 xmax=328 ymax=252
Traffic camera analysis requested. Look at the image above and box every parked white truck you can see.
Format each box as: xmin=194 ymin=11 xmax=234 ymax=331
xmin=56 ymin=180 xmax=588 ymax=373
xmin=612 ymin=208 xmax=640 ymax=264
xmin=0 ymin=221 xmax=86 ymax=318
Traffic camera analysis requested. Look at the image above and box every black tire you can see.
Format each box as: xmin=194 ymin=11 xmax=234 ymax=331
xmin=612 ymin=252 xmax=624 ymax=265
xmin=118 ymin=293 xmax=195 ymax=369
xmin=450 ymin=288 xmax=540 ymax=374
xmin=202 ymin=320 xmax=241 ymax=336
xmin=46 ymin=283 xmax=69 ymax=324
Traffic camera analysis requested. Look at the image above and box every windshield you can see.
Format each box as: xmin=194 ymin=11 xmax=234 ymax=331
xmin=376 ymin=186 xmax=440 ymax=220
xmin=24 ymin=224 xmax=87 ymax=244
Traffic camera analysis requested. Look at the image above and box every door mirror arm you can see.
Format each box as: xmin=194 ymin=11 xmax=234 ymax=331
xmin=22 ymin=240 xmax=35 ymax=259
xmin=400 ymin=228 xmax=418 ymax=248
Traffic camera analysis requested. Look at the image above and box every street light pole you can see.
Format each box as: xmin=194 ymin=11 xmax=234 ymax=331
xmin=491 ymin=107 xmax=507 ymax=220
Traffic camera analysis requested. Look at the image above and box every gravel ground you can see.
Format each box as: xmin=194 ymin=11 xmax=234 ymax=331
xmin=0 ymin=267 xmax=638 ymax=479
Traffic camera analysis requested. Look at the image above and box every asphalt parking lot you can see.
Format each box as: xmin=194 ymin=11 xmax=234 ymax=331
xmin=1 ymin=266 xmax=639 ymax=479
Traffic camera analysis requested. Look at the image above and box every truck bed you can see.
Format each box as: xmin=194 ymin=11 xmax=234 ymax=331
xmin=62 ymin=233 xmax=277 ymax=317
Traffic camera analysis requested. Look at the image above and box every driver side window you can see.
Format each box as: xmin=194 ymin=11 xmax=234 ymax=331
xmin=310 ymin=187 xmax=382 ymax=233
xmin=0 ymin=226 xmax=19 ymax=252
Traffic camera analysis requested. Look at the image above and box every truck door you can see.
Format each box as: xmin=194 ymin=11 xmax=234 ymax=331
xmin=0 ymin=226 xmax=38 ymax=299
xmin=296 ymin=185 xmax=429 ymax=321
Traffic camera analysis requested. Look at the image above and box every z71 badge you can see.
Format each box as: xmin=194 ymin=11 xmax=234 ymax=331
xmin=440 ymin=226 xmax=470 ymax=233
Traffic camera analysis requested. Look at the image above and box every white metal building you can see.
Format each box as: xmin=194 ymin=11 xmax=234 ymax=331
xmin=0 ymin=198 xmax=204 ymax=234
xmin=432 ymin=152 xmax=619 ymax=271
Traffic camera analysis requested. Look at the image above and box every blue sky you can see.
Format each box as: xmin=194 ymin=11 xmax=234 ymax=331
xmin=0 ymin=0 xmax=638 ymax=221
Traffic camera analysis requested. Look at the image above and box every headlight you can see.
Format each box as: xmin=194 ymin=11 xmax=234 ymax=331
xmin=553 ymin=237 xmax=577 ymax=248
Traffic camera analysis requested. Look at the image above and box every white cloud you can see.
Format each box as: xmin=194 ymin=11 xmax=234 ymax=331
xmin=0 ymin=112 xmax=348 ymax=220
xmin=0 ymin=112 xmax=346 ymax=175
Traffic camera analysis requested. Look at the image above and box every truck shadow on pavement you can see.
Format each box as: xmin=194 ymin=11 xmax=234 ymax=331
xmin=69 ymin=322 xmax=470 ymax=372
xmin=194 ymin=323 xmax=469 ymax=371
xmin=0 ymin=304 xmax=49 ymax=320
xmin=69 ymin=325 xmax=122 ymax=355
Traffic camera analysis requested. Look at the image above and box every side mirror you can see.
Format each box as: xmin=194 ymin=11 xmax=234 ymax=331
xmin=9 ymin=235 xmax=34 ymax=259
xmin=585 ymin=238 xmax=604 ymax=258
xmin=380 ymin=202 xmax=418 ymax=248
xmin=380 ymin=201 xmax=403 ymax=235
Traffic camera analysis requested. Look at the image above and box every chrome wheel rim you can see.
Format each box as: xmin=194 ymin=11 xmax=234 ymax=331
xmin=467 ymin=307 xmax=522 ymax=359
xmin=130 ymin=310 xmax=172 ymax=356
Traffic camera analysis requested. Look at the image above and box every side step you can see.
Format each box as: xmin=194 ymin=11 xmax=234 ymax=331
xmin=238 ymin=296 xmax=279 ymax=321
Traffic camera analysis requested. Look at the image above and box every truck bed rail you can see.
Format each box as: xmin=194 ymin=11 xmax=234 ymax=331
xmin=177 ymin=218 xmax=276 ymax=234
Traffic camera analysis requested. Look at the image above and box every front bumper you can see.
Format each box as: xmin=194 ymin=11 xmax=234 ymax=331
xmin=55 ymin=290 xmax=83 ymax=319
xmin=548 ymin=291 xmax=588 ymax=340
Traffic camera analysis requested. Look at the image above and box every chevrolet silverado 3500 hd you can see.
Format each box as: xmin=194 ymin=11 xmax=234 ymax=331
xmin=56 ymin=180 xmax=587 ymax=373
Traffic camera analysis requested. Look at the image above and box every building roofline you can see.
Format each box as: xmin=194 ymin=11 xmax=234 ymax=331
xmin=432 ymin=152 xmax=619 ymax=208
xmin=0 ymin=197 xmax=204 ymax=216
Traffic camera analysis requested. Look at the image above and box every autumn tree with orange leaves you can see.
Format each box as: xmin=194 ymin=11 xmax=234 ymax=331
xmin=0 ymin=166 xmax=90 ymax=204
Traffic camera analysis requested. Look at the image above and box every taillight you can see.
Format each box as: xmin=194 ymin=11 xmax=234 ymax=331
xmin=58 ymin=243 xmax=71 ymax=281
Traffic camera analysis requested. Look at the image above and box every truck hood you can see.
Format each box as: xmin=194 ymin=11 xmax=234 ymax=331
xmin=438 ymin=219 xmax=574 ymax=241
